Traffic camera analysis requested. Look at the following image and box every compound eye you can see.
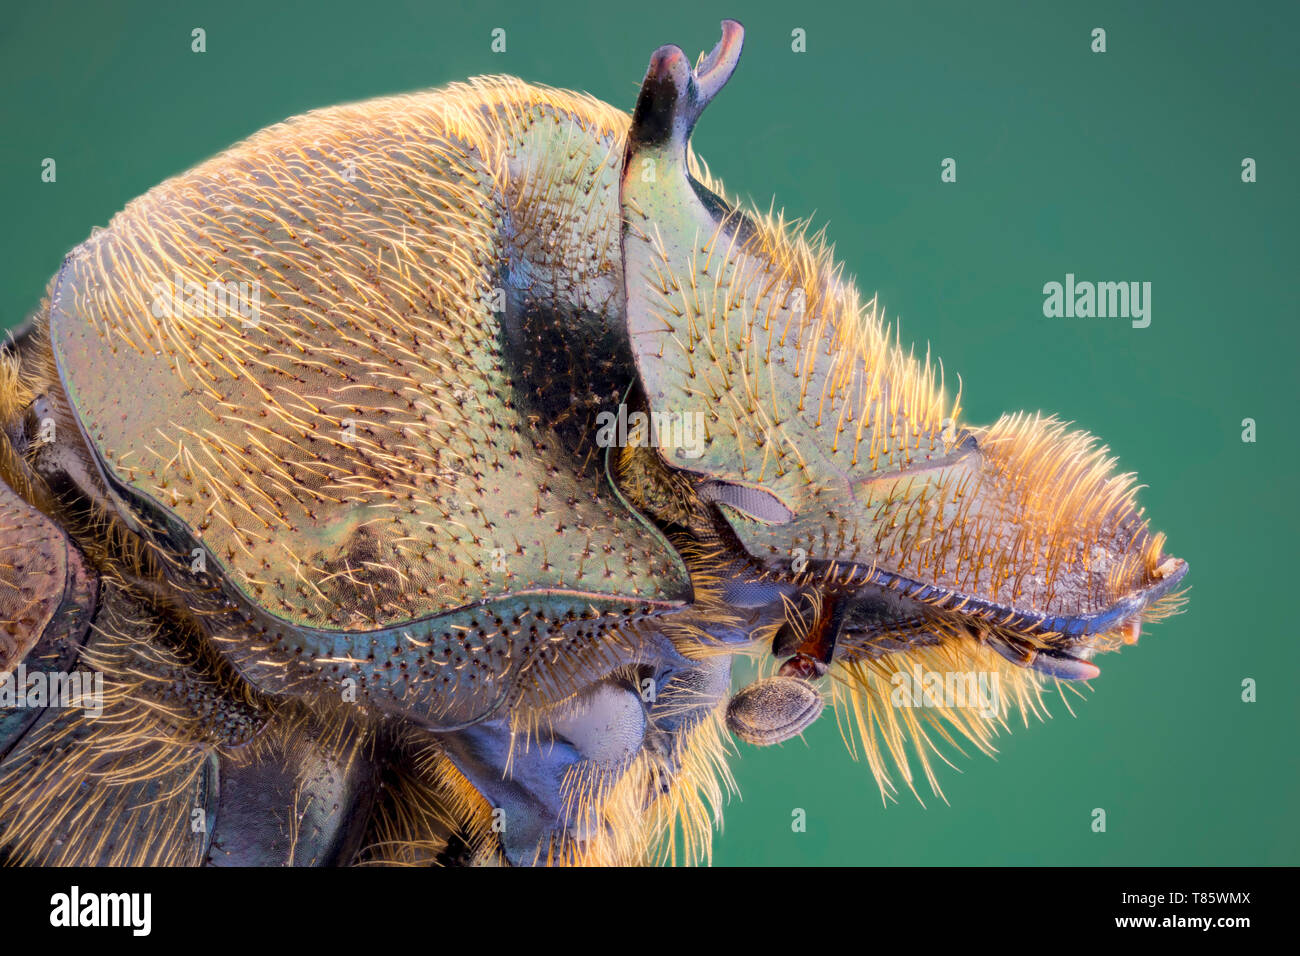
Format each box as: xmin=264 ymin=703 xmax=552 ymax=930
xmin=697 ymin=481 xmax=794 ymax=525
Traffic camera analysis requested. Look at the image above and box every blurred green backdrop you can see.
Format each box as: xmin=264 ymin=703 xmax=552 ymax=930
xmin=2 ymin=0 xmax=1295 ymax=865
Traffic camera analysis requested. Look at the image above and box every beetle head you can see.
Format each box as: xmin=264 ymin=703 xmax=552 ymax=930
xmin=618 ymin=21 xmax=1188 ymax=746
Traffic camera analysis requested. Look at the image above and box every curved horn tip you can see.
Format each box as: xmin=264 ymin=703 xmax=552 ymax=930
xmin=647 ymin=44 xmax=691 ymax=82
xmin=696 ymin=20 xmax=744 ymax=99
xmin=627 ymin=21 xmax=744 ymax=151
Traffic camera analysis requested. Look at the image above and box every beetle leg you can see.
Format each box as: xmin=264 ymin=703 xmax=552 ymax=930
xmin=430 ymin=625 xmax=734 ymax=866
xmin=435 ymin=684 xmax=645 ymax=866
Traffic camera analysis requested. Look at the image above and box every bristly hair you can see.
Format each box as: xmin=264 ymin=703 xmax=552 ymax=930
xmin=538 ymin=704 xmax=734 ymax=866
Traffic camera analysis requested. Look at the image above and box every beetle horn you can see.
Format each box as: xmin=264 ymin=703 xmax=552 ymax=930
xmin=626 ymin=20 xmax=743 ymax=154
xmin=619 ymin=20 xmax=762 ymax=472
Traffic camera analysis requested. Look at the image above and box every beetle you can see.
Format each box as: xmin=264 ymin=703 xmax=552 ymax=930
xmin=0 ymin=20 xmax=1186 ymax=866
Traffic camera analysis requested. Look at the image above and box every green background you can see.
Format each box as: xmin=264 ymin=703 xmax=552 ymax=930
xmin=2 ymin=0 xmax=1295 ymax=865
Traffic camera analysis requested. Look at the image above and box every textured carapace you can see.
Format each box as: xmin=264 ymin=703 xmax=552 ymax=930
xmin=618 ymin=35 xmax=1182 ymax=644
xmin=47 ymin=73 xmax=702 ymax=733
xmin=0 ymin=19 xmax=1187 ymax=866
